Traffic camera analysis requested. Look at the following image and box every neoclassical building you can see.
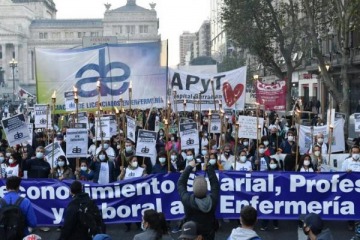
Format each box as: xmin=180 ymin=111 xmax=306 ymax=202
xmin=0 ymin=0 xmax=160 ymax=92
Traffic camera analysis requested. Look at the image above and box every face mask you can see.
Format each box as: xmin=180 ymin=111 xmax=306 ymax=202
xmin=209 ymin=159 xmax=216 ymax=165
xmin=270 ymin=163 xmax=277 ymax=169
xmin=171 ymin=137 xmax=175 ymax=141
xmin=259 ymin=148 xmax=265 ymax=154
xmin=353 ymin=154 xmax=360 ymax=161
xmin=8 ymin=159 xmax=14 ymax=164
xmin=204 ymin=134 xmax=208 ymax=138
xmin=288 ymin=136 xmax=294 ymax=141
xmin=240 ymin=156 xmax=247 ymax=163
xmin=131 ymin=161 xmax=138 ymax=168
xmin=6 ymin=153 xmax=11 ymax=157
xmin=125 ymin=146 xmax=132 ymax=153
xmin=0 ymin=157 xmax=4 ymax=163
xmin=99 ymin=154 xmax=106 ymax=161
xmin=159 ymin=157 xmax=166 ymax=163
xmin=170 ymin=155 xmax=177 ymax=161
xmin=317 ymin=138 xmax=324 ymax=144
xmin=243 ymin=142 xmax=249 ymax=146
xmin=141 ymin=222 xmax=147 ymax=231
xmin=92 ymin=139 xmax=96 ymax=143
xmin=58 ymin=161 xmax=65 ymax=167
xmin=103 ymin=144 xmax=109 ymax=149
xmin=80 ymin=166 xmax=87 ymax=171
xmin=314 ymin=151 xmax=320 ymax=157
xmin=186 ymin=155 xmax=193 ymax=161
xmin=224 ymin=151 xmax=230 ymax=156
xmin=117 ymin=145 xmax=121 ymax=150
xmin=263 ymin=141 xmax=269 ymax=146
xmin=36 ymin=152 xmax=44 ymax=159
xmin=159 ymin=132 xmax=164 ymax=136
xmin=304 ymin=160 xmax=310 ymax=166
xmin=201 ymin=150 xmax=207 ymax=155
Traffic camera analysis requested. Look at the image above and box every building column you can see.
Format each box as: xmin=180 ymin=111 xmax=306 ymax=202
xmin=1 ymin=43 xmax=6 ymax=82
xmin=20 ymin=43 xmax=28 ymax=85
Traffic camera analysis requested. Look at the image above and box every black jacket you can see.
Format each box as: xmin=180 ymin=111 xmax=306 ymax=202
xmin=23 ymin=157 xmax=51 ymax=178
xmin=59 ymin=193 xmax=102 ymax=240
xmin=177 ymin=165 xmax=219 ymax=240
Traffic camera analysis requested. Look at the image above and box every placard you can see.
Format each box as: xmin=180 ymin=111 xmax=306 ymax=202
xmin=135 ymin=130 xmax=157 ymax=158
xmin=66 ymin=128 xmax=89 ymax=158
xmin=1 ymin=114 xmax=31 ymax=147
xmin=179 ymin=122 xmax=199 ymax=150
xmin=238 ymin=116 xmax=264 ymax=139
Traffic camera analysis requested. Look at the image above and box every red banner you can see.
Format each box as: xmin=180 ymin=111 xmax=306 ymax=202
xmin=255 ymin=80 xmax=286 ymax=111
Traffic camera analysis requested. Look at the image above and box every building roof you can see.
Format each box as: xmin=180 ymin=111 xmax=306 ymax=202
xmin=12 ymin=0 xmax=56 ymax=11
xmin=111 ymin=0 xmax=151 ymax=13
xmin=30 ymin=19 xmax=103 ymax=28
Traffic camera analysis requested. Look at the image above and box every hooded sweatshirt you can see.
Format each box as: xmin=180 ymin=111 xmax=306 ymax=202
xmin=316 ymin=228 xmax=334 ymax=240
xmin=227 ymin=227 xmax=260 ymax=240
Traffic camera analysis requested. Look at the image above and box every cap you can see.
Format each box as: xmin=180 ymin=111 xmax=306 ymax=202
xmin=193 ymin=176 xmax=207 ymax=198
xmin=299 ymin=213 xmax=323 ymax=234
xmin=178 ymin=221 xmax=198 ymax=239
xmin=93 ymin=234 xmax=112 ymax=240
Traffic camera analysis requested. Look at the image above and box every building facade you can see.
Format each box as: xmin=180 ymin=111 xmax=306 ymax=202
xmin=0 ymin=0 xmax=160 ymax=94
xmin=179 ymin=31 xmax=196 ymax=66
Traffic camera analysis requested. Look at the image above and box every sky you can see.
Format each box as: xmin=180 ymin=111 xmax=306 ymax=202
xmin=55 ymin=0 xmax=210 ymax=67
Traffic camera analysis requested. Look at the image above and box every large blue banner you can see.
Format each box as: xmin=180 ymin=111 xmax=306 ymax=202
xmin=0 ymin=171 xmax=359 ymax=226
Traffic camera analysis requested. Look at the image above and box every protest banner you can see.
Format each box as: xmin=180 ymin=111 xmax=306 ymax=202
xmin=65 ymin=128 xmax=89 ymax=158
xmin=126 ymin=116 xmax=136 ymax=143
xmin=209 ymin=113 xmax=221 ymax=133
xmin=35 ymin=42 xmax=167 ymax=112
xmin=44 ymin=142 xmax=67 ymax=167
xmin=299 ymin=119 xmax=345 ymax=154
xmin=64 ymin=91 xmax=76 ymax=112
xmin=180 ymin=122 xmax=199 ymax=150
xmin=77 ymin=112 xmax=89 ymax=129
xmin=95 ymin=116 xmax=111 ymax=140
xmin=255 ymin=80 xmax=286 ymax=111
xmin=169 ymin=66 xmax=247 ymax=111
xmin=2 ymin=171 xmax=360 ymax=225
xmin=1 ymin=114 xmax=31 ymax=147
xmin=135 ymin=130 xmax=157 ymax=158
xmin=238 ymin=116 xmax=264 ymax=139
xmin=34 ymin=104 xmax=52 ymax=129
xmin=103 ymin=114 xmax=117 ymax=137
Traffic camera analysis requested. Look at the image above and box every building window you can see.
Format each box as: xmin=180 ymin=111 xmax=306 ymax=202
xmin=91 ymin=32 xmax=99 ymax=37
xmin=39 ymin=32 xmax=43 ymax=39
xmin=139 ymin=25 xmax=149 ymax=34
xmin=126 ymin=25 xmax=135 ymax=34
xmin=78 ymin=32 xmax=82 ymax=38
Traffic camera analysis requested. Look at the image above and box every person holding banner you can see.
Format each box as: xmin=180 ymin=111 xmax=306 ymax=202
xmin=253 ymin=143 xmax=270 ymax=171
xmin=95 ymin=140 xmax=115 ymax=162
xmin=49 ymin=155 xmax=74 ymax=180
xmin=311 ymin=145 xmax=329 ymax=172
xmin=219 ymin=144 xmax=235 ymax=171
xmin=232 ymin=150 xmax=252 ymax=172
xmin=90 ymin=150 xmax=116 ymax=184
xmin=297 ymin=154 xmax=315 ymax=172
xmin=75 ymin=160 xmax=94 ymax=181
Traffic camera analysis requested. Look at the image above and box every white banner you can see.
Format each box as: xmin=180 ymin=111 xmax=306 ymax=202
xmin=44 ymin=142 xmax=67 ymax=167
xmin=104 ymin=114 xmax=117 ymax=137
xmin=78 ymin=112 xmax=89 ymax=129
xmin=34 ymin=104 xmax=52 ymax=129
xmin=169 ymin=66 xmax=247 ymax=111
xmin=179 ymin=122 xmax=199 ymax=150
xmin=238 ymin=116 xmax=264 ymax=140
xmin=95 ymin=117 xmax=111 ymax=140
xmin=64 ymin=91 xmax=76 ymax=112
xmin=210 ymin=113 xmax=221 ymax=133
xmin=1 ymin=114 xmax=31 ymax=147
xmin=27 ymin=124 xmax=33 ymax=146
xmin=299 ymin=119 xmax=345 ymax=154
xmin=66 ymin=128 xmax=89 ymax=158
xmin=126 ymin=116 xmax=136 ymax=143
xmin=135 ymin=130 xmax=157 ymax=158
xmin=354 ymin=113 xmax=360 ymax=133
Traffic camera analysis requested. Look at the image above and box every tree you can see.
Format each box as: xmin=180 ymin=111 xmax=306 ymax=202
xmin=217 ymin=51 xmax=246 ymax=73
xmin=302 ymin=0 xmax=360 ymax=121
xmin=221 ymin=0 xmax=307 ymax=111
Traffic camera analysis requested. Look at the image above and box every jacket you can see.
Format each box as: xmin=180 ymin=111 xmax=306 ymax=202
xmin=23 ymin=157 xmax=51 ymax=178
xmin=227 ymin=227 xmax=260 ymax=240
xmin=90 ymin=161 xmax=116 ymax=183
xmin=177 ymin=165 xmax=219 ymax=240
xmin=59 ymin=192 xmax=101 ymax=240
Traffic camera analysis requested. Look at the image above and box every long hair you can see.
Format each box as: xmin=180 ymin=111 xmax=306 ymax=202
xmin=143 ymin=209 xmax=167 ymax=239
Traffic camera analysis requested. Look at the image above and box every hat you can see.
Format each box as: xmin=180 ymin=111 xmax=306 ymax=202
xmin=299 ymin=213 xmax=323 ymax=234
xmin=178 ymin=221 xmax=198 ymax=239
xmin=193 ymin=176 xmax=207 ymax=198
xmin=93 ymin=234 xmax=112 ymax=240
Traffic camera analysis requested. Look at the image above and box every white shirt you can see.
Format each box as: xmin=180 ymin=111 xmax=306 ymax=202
xmin=232 ymin=161 xmax=252 ymax=171
xmin=220 ymin=154 xmax=235 ymax=170
xmin=5 ymin=164 xmax=19 ymax=177
xmin=96 ymin=146 xmax=115 ymax=161
xmin=124 ymin=167 xmax=144 ymax=180
xmin=259 ymin=156 xmax=268 ymax=171
xmin=342 ymin=158 xmax=360 ymax=172
xmin=98 ymin=162 xmax=110 ymax=184
xmin=300 ymin=167 xmax=314 ymax=172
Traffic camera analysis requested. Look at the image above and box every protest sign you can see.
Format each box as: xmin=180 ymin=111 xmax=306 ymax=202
xmin=180 ymin=122 xmax=199 ymax=150
xmin=66 ymin=128 xmax=89 ymax=158
xmin=126 ymin=116 xmax=136 ymax=143
xmin=44 ymin=142 xmax=67 ymax=167
xmin=238 ymin=116 xmax=264 ymax=139
xmin=77 ymin=112 xmax=89 ymax=129
xmin=34 ymin=104 xmax=52 ymax=129
xmin=1 ymin=114 xmax=31 ymax=147
xmin=95 ymin=116 xmax=111 ymax=140
xmin=64 ymin=91 xmax=76 ymax=112
xmin=135 ymin=130 xmax=157 ymax=158
xmin=104 ymin=114 xmax=117 ymax=137
xmin=210 ymin=113 xmax=221 ymax=133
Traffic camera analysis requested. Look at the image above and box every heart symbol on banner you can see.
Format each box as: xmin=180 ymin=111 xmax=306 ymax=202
xmin=222 ymin=82 xmax=244 ymax=107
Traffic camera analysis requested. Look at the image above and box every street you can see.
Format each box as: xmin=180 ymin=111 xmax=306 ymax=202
xmin=34 ymin=219 xmax=355 ymax=239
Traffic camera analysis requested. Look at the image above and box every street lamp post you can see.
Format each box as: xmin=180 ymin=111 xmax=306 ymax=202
xmin=9 ymin=58 xmax=17 ymax=102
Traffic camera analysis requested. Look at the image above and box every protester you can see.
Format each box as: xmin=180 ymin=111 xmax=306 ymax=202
xmin=297 ymin=154 xmax=315 ymax=172
xmin=279 ymin=131 xmax=296 ymax=154
xmin=133 ymin=209 xmax=171 ymax=240
xmin=95 ymin=140 xmax=115 ymax=161
xmin=178 ymin=221 xmax=202 ymax=240
xmin=152 ymin=151 xmax=176 ymax=173
xmin=90 ymin=150 xmax=116 ymax=184
xmin=227 ymin=205 xmax=262 ymax=240
xmin=253 ymin=143 xmax=270 ymax=171
xmin=300 ymin=213 xmax=334 ymax=240
xmin=169 ymin=149 xmax=185 ymax=172
xmin=23 ymin=146 xmax=51 ymax=178
xmin=49 ymin=155 xmax=74 ymax=180
xmin=0 ymin=176 xmax=37 ymax=238
xmin=178 ymin=158 xmax=219 ymax=240
xmin=308 ymin=133 xmax=328 ymax=155
xmin=59 ymin=180 xmax=104 ymax=240
xmin=219 ymin=144 xmax=234 ymax=170
xmin=232 ymin=150 xmax=252 ymax=171
xmin=75 ymin=160 xmax=94 ymax=181
xmin=5 ymin=152 xmax=22 ymax=177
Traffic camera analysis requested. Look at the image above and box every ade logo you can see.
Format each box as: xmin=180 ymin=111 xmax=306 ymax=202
xmin=72 ymin=146 xmax=82 ymax=154
xmin=141 ymin=146 xmax=150 ymax=153
xmin=75 ymin=48 xmax=131 ymax=97
xmin=40 ymin=118 xmax=47 ymax=124
xmin=186 ymin=138 xmax=194 ymax=145
xmin=14 ymin=132 xmax=23 ymax=139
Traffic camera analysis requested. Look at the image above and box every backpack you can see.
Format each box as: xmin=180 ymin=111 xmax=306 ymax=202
xmin=77 ymin=199 xmax=103 ymax=237
xmin=0 ymin=197 xmax=26 ymax=240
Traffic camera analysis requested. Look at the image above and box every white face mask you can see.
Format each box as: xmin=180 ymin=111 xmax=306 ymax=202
xmin=209 ymin=159 xmax=216 ymax=165
xmin=186 ymin=155 xmax=193 ymax=161
xmin=58 ymin=161 xmax=65 ymax=167
xmin=304 ymin=160 xmax=310 ymax=166
xmin=317 ymin=138 xmax=324 ymax=144
xmin=201 ymin=150 xmax=207 ymax=155
xmin=243 ymin=142 xmax=249 ymax=146
xmin=125 ymin=146 xmax=132 ymax=152
xmin=314 ymin=151 xmax=320 ymax=157
xmin=263 ymin=141 xmax=269 ymax=146
xmin=117 ymin=145 xmax=121 ymax=150
xmin=131 ymin=161 xmax=138 ymax=168
xmin=269 ymin=163 xmax=277 ymax=169
xmin=171 ymin=137 xmax=175 ymax=141
xmin=36 ymin=152 xmax=44 ymax=159
xmin=240 ymin=156 xmax=247 ymax=163
xmin=92 ymin=139 xmax=96 ymax=143
xmin=259 ymin=148 xmax=265 ymax=154
xmin=80 ymin=166 xmax=87 ymax=171
xmin=353 ymin=153 xmax=360 ymax=161
xmin=0 ymin=157 xmax=4 ymax=163
xmin=99 ymin=154 xmax=106 ymax=161
xmin=170 ymin=155 xmax=177 ymax=161
xmin=288 ymin=136 xmax=294 ymax=141
xmin=6 ymin=153 xmax=11 ymax=157
xmin=8 ymin=159 xmax=14 ymax=164
xmin=159 ymin=157 xmax=166 ymax=163
xmin=103 ymin=143 xmax=109 ymax=149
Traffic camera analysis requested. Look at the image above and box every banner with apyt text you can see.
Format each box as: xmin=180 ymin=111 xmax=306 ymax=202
xmin=36 ymin=42 xmax=167 ymax=112
xmin=169 ymin=66 xmax=247 ymax=111
xmin=2 ymin=171 xmax=360 ymax=226
xmin=255 ymin=80 xmax=286 ymax=111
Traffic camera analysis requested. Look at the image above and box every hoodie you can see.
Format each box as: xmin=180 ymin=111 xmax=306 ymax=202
xmin=228 ymin=227 xmax=260 ymax=240
xmin=316 ymin=228 xmax=334 ymax=240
